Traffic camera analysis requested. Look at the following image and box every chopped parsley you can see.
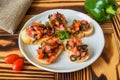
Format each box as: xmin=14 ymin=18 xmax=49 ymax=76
xmin=55 ymin=30 xmax=71 ymax=40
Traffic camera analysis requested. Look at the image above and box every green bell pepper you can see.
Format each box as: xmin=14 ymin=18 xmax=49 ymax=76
xmin=85 ymin=0 xmax=118 ymax=22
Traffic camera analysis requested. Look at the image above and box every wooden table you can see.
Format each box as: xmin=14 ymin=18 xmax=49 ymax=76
xmin=0 ymin=0 xmax=120 ymax=80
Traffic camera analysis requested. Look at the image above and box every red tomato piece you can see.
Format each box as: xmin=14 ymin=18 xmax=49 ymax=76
xmin=5 ymin=54 xmax=20 ymax=64
xmin=12 ymin=58 xmax=24 ymax=71
xmin=39 ymin=53 xmax=44 ymax=59
xmin=32 ymin=22 xmax=39 ymax=27
xmin=46 ymin=58 xmax=50 ymax=63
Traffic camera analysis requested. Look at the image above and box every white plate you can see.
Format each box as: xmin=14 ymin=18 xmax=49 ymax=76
xmin=18 ymin=9 xmax=105 ymax=73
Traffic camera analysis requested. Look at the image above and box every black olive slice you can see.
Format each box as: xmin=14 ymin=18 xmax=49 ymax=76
xmin=70 ymin=55 xmax=77 ymax=61
xmin=53 ymin=25 xmax=57 ymax=28
xmin=46 ymin=27 xmax=55 ymax=36
xmin=33 ymin=34 xmax=37 ymax=38
xmin=74 ymin=31 xmax=79 ymax=34
xmin=43 ymin=52 xmax=49 ymax=58
xmin=57 ymin=12 xmax=60 ymax=15
xmin=40 ymin=24 xmax=46 ymax=29
xmin=30 ymin=26 xmax=35 ymax=31
xmin=77 ymin=44 xmax=88 ymax=52
xmin=80 ymin=24 xmax=86 ymax=31
xmin=48 ymin=14 xmax=52 ymax=19
xmin=38 ymin=47 xmax=42 ymax=49
xmin=46 ymin=27 xmax=52 ymax=30
xmin=77 ymin=45 xmax=82 ymax=50
xmin=82 ymin=44 xmax=88 ymax=47
xmin=81 ymin=45 xmax=88 ymax=52
xmin=57 ymin=43 xmax=62 ymax=46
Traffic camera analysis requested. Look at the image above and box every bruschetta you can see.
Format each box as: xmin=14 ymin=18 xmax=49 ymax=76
xmin=21 ymin=22 xmax=44 ymax=44
xmin=48 ymin=12 xmax=67 ymax=30
xmin=64 ymin=38 xmax=90 ymax=62
xmin=36 ymin=38 xmax=64 ymax=64
xmin=67 ymin=20 xmax=94 ymax=38
xmin=21 ymin=22 xmax=55 ymax=44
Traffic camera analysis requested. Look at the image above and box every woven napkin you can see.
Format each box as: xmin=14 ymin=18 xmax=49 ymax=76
xmin=0 ymin=0 xmax=33 ymax=34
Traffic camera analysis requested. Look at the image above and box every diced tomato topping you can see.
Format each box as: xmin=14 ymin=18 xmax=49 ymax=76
xmin=37 ymin=48 xmax=45 ymax=59
xmin=81 ymin=52 xmax=86 ymax=57
xmin=53 ymin=38 xmax=59 ymax=42
xmin=67 ymin=38 xmax=87 ymax=56
xmin=73 ymin=20 xmax=81 ymax=31
xmin=50 ymin=56 xmax=56 ymax=60
xmin=51 ymin=14 xmax=56 ymax=20
xmin=76 ymin=40 xmax=82 ymax=46
xmin=47 ymin=38 xmax=57 ymax=45
xmin=85 ymin=24 xmax=89 ymax=30
xmin=46 ymin=58 xmax=50 ymax=63
xmin=76 ymin=20 xmax=81 ymax=24
xmin=61 ymin=14 xmax=65 ymax=18
xmin=68 ymin=38 xmax=75 ymax=48
xmin=42 ymin=35 xmax=54 ymax=39
xmin=26 ymin=26 xmax=41 ymax=39
xmin=70 ymin=20 xmax=90 ymax=35
xmin=39 ymin=53 xmax=44 ymax=59
xmin=68 ymin=41 xmax=74 ymax=48
xmin=75 ymin=51 xmax=80 ymax=56
xmin=47 ymin=53 xmax=53 ymax=57
xmin=37 ymin=49 xmax=43 ymax=54
xmin=71 ymin=47 xmax=78 ymax=54
xmin=81 ymin=20 xmax=87 ymax=24
xmin=59 ymin=25 xmax=65 ymax=30
xmin=32 ymin=22 xmax=39 ymax=27
xmin=37 ymin=36 xmax=62 ymax=63
xmin=74 ymin=20 xmax=80 ymax=26
xmin=44 ymin=45 xmax=51 ymax=52
xmin=74 ymin=25 xmax=79 ymax=31
xmin=49 ymin=12 xmax=66 ymax=31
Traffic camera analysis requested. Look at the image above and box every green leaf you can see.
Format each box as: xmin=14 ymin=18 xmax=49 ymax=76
xmin=55 ymin=30 xmax=71 ymax=40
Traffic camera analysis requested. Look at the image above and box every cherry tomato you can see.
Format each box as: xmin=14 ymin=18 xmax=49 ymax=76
xmin=5 ymin=54 xmax=20 ymax=64
xmin=12 ymin=58 xmax=24 ymax=71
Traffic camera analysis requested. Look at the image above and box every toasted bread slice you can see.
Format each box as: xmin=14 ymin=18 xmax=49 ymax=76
xmin=36 ymin=38 xmax=64 ymax=64
xmin=64 ymin=39 xmax=90 ymax=62
xmin=37 ymin=45 xmax=64 ymax=64
xmin=21 ymin=28 xmax=49 ymax=44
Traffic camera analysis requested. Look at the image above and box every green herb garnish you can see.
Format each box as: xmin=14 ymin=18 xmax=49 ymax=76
xmin=73 ymin=19 xmax=77 ymax=24
xmin=55 ymin=30 xmax=71 ymax=40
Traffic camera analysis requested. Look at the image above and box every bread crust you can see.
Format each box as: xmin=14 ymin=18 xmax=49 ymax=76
xmin=84 ymin=23 xmax=94 ymax=37
xmin=21 ymin=28 xmax=33 ymax=44
xmin=76 ymin=23 xmax=94 ymax=38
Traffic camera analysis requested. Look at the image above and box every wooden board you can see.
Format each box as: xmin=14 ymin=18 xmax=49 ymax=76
xmin=0 ymin=0 xmax=120 ymax=80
